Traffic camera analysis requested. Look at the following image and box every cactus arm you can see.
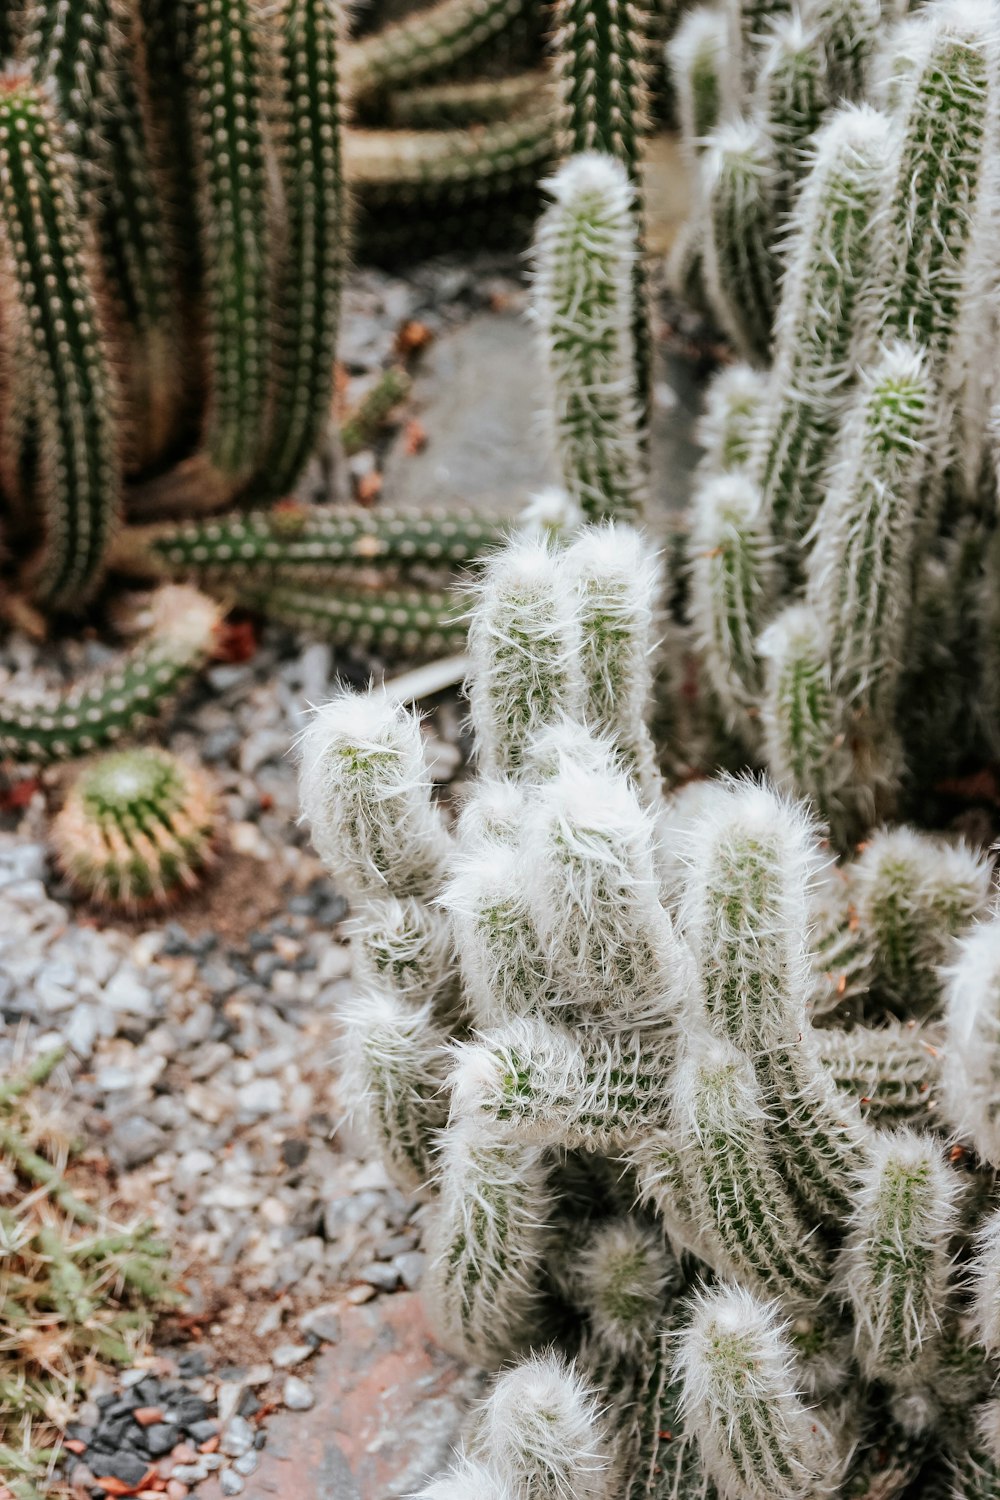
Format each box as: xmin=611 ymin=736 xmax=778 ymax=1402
xmin=349 ymin=895 xmax=454 ymax=1009
xmin=969 ymin=1210 xmax=1000 ymax=1354
xmin=449 ymin=1016 xmax=675 ymax=1152
xmin=297 ymin=690 xmax=452 ymax=901
xmin=442 ymin=842 xmax=553 ymax=1027
xmin=688 ymin=471 xmax=774 ymax=749
xmin=256 ymin=0 xmax=345 ymax=499
xmin=240 ymin=583 xmax=470 ymax=659
xmin=677 ymin=1281 xmax=843 ymax=1500
xmin=817 ymin=1022 xmax=943 ymax=1127
xmin=754 ymin=14 xmax=830 ymax=230
xmin=532 ymin=154 xmax=647 ymax=524
xmin=423 ymin=1126 xmax=553 ymax=1366
xmin=805 ymin=0 xmax=881 ymax=103
xmin=696 ymin=363 xmax=768 ymax=475
xmin=0 ymin=78 xmax=120 ymax=608
xmin=754 ymin=106 xmax=894 ymax=560
xmin=387 ymin=69 xmax=550 ymax=131
xmin=345 ymin=0 xmax=529 ymax=105
xmin=940 ymin=918 xmax=1000 ymax=1165
xmin=339 ymin=989 xmax=449 ymax=1194
xmin=701 ymin=118 xmax=775 ymax=363
xmin=187 ymin=0 xmax=271 ymax=487
xmin=126 ymin=505 xmax=509 ymax=585
xmin=667 ymin=7 xmax=727 ymax=163
xmin=0 ymin=586 xmax=217 ymax=764
xmin=467 ymin=536 xmax=584 ymax=776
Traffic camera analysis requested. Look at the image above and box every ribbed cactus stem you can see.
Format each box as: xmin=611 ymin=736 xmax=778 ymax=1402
xmin=450 ymin=1016 xmax=675 ymax=1151
xmin=442 ymin=841 xmax=552 ymax=1026
xmin=667 ymin=7 xmax=727 ymax=161
xmin=672 ymin=1033 xmax=830 ymax=1300
xmin=188 ymin=0 xmax=270 ymax=486
xmin=524 ymin=753 xmax=687 ymax=1027
xmin=258 ymin=0 xmax=345 ymax=497
xmin=880 ymin=1 xmax=1000 ymax=389
xmin=349 ymin=896 xmax=454 ymax=1007
xmin=949 ymin=1402 xmax=1000 ymax=1500
xmin=297 ymin=691 xmax=452 ymax=900
xmin=970 ymin=1209 xmax=1000 ymax=1353
xmin=678 ymin=1282 xmax=842 ymax=1500
xmin=940 ymin=918 xmax=1000 ymax=1164
xmin=818 ymin=1021 xmax=943 ymax=1128
xmin=689 ymin=471 xmax=773 ymax=748
xmin=758 ymin=605 xmax=848 ymax=835
xmin=345 ymin=0 xmax=529 ymax=104
xmin=467 ymin=1353 xmax=612 ymax=1499
xmin=0 ymin=586 xmax=218 ymax=764
xmin=702 ymin=118 xmax=775 ymax=362
xmin=841 ymin=1129 xmax=959 ymax=1391
xmin=727 ymin=0 xmax=795 ymax=89
xmin=852 ymin=827 xmax=993 ymax=1016
xmin=132 ymin=505 xmax=507 ymax=585
xmin=423 ymin=1125 xmax=552 ymax=1365
xmin=806 ymin=340 xmax=934 ymax=725
xmin=563 ymin=525 xmax=661 ymax=800
xmin=467 ymin=536 xmax=584 ymax=776
xmin=682 ymin=781 xmax=869 ymax=1220
xmin=339 ymin=990 xmax=448 ymax=1193
xmin=240 ymin=583 xmax=469 ymax=659
xmin=570 ymin=1219 xmax=679 ymax=1361
xmin=755 ymin=106 xmax=895 ymax=559
xmin=697 ymin=364 xmax=768 ymax=474
xmin=532 ymin=153 xmax=647 ymax=523
xmin=25 ymin=0 xmax=180 ymax=463
xmin=754 ymin=13 xmax=830 ymax=227
xmin=806 ymin=0 xmax=881 ymax=102
xmin=0 ymin=76 xmax=120 ymax=608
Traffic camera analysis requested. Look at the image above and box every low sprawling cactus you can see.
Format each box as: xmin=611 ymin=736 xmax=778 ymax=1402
xmin=51 ymin=747 xmax=217 ymax=909
xmin=299 ymin=519 xmax=1000 ymax=1497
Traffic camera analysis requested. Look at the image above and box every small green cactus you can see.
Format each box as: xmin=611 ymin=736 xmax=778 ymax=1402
xmin=701 ymin=118 xmax=775 ymax=362
xmin=51 ymin=746 xmax=217 ymax=909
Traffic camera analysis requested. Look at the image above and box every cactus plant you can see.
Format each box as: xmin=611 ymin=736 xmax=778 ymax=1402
xmin=51 ymin=746 xmax=217 ymax=909
xmin=300 ymin=508 xmax=1000 ymax=1497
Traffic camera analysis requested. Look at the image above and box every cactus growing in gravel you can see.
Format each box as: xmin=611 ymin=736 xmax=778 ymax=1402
xmin=300 ymin=518 xmax=1000 ymax=1497
xmin=51 ymin=746 xmax=217 ymax=909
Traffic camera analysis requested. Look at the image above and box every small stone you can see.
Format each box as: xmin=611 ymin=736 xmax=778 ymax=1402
xmin=281 ymin=1137 xmax=309 ymax=1169
xmin=272 ymin=1342 xmax=312 ymax=1369
xmin=110 ymin=1114 xmax=167 ymax=1169
xmin=133 ymin=1406 xmax=164 ymax=1426
xmin=253 ymin=1304 xmax=284 ymax=1338
xmin=394 ymin=1250 xmax=426 ymax=1290
xmin=166 ymin=1483 xmax=189 ymax=1500
xmin=220 ymin=1468 xmax=246 ymax=1496
xmin=233 ymin=1450 xmax=259 ymax=1477
xmin=282 ymin=1376 xmax=314 ymax=1412
xmin=298 ymin=1304 xmax=340 ymax=1343
xmin=171 ymin=1463 xmax=209 ymax=1484
xmin=96 ymin=1451 xmax=150 ymax=1487
xmin=143 ymin=1424 xmax=179 ymax=1457
xmin=216 ymin=1383 xmax=246 ymax=1426
xmin=343 ymin=1283 xmax=376 ymax=1305
xmin=103 ymin=967 xmax=155 ymax=1015
xmin=177 ymin=1350 xmax=211 ymax=1378
xmin=187 ymin=1419 xmax=220 ymax=1442
xmin=169 ymin=1443 xmax=198 ymax=1465
xmin=239 ymin=1077 xmax=283 ymax=1118
xmin=220 ymin=1414 xmax=255 ymax=1458
xmin=243 ymin=1364 xmax=273 ymax=1388
xmin=359 ymin=1261 xmax=400 ymax=1292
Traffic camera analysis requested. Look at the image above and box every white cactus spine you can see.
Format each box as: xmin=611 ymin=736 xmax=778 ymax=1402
xmin=940 ymin=917 xmax=1000 ymax=1164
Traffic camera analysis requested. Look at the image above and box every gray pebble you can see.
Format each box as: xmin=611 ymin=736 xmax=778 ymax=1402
xmin=298 ymin=1304 xmax=340 ymax=1343
xmin=359 ymin=1262 xmax=401 ymax=1292
xmin=172 ymin=1463 xmax=210 ymax=1484
xmin=233 ymin=1450 xmax=260 ymax=1477
xmin=394 ymin=1251 xmax=426 ymax=1290
xmin=282 ymin=1376 xmax=315 ymax=1412
xmin=272 ymin=1342 xmax=313 ymax=1369
xmin=220 ymin=1467 xmax=246 ymax=1495
xmin=220 ymin=1414 xmax=256 ymax=1458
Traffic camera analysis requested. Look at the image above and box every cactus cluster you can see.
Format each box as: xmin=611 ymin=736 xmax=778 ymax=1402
xmin=299 ymin=519 xmax=1000 ymax=1498
xmin=668 ymin=0 xmax=1000 ymax=842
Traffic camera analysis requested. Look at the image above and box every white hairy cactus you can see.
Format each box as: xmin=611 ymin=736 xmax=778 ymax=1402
xmin=677 ymin=1281 xmax=843 ymax=1500
xmin=696 ymin=363 xmax=768 ymax=474
xmin=467 ymin=535 xmax=584 ymax=777
xmin=298 ymin=691 xmax=451 ymax=899
xmin=349 ymin=895 xmax=454 ymax=1007
xmin=940 ymin=917 xmax=1000 ymax=1164
xmin=572 ymin=1218 xmax=680 ymax=1361
xmin=442 ymin=841 xmax=551 ymax=1027
xmin=702 ymin=118 xmax=776 ymax=362
xmin=840 ymin=1129 xmax=960 ymax=1395
xmin=667 ymin=6 xmax=727 ymax=163
xmin=532 ymin=152 xmax=647 ymax=523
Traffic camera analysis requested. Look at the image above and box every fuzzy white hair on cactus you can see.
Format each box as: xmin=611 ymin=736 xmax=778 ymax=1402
xmin=408 ymin=1455 xmax=513 ymax=1500
xmin=666 ymin=5 xmax=728 ymax=161
xmin=518 ymin=484 xmax=584 ymax=540
xmin=297 ymin=689 xmax=450 ymax=899
xmin=441 ymin=840 xmax=549 ymax=1027
xmin=941 ymin=917 xmax=1000 ymax=1164
xmin=677 ymin=1280 xmax=844 ymax=1500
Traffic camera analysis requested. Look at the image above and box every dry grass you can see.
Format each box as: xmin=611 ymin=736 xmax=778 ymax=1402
xmin=0 ymin=1050 xmax=176 ymax=1499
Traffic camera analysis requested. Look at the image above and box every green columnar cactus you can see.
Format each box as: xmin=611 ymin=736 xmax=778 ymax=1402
xmin=24 ymin=0 xmax=181 ymax=465
xmin=258 ymin=0 xmax=345 ymax=499
xmin=880 ymin=2 xmax=1000 ymax=392
xmin=688 ymin=471 xmax=773 ymax=747
xmin=127 ymin=505 xmax=508 ymax=586
xmin=727 ymin=0 xmax=795 ymax=90
xmin=804 ymin=342 xmax=934 ymax=793
xmin=696 ymin=364 xmax=768 ymax=474
xmin=667 ymin=7 xmax=727 ymax=162
xmin=817 ymin=1020 xmax=943 ymax=1127
xmin=701 ymin=118 xmax=775 ymax=363
xmin=187 ymin=0 xmax=270 ymax=492
xmin=51 ymin=747 xmax=217 ymax=909
xmin=532 ymin=153 xmax=647 ymax=523
xmin=806 ymin=0 xmax=881 ymax=102
xmin=0 ymin=586 xmax=219 ymax=764
xmin=754 ymin=13 xmax=829 ymax=230
xmin=345 ymin=0 xmax=531 ymax=108
xmin=237 ymin=583 xmax=470 ymax=659
xmin=754 ymin=106 xmax=894 ymax=559
xmin=0 ymin=76 xmax=120 ymax=608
